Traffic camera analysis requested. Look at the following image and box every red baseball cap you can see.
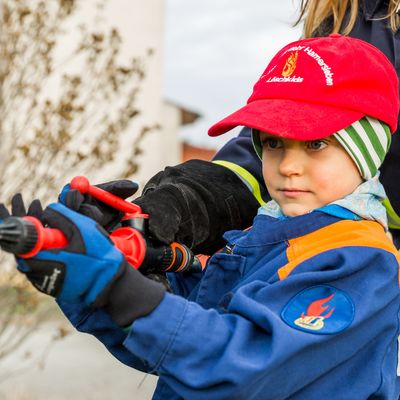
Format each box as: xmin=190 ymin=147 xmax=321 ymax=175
xmin=208 ymin=34 xmax=399 ymax=139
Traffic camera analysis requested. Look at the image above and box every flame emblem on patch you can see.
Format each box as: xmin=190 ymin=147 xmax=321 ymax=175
xmin=282 ymin=51 xmax=298 ymax=77
xmin=294 ymin=293 xmax=335 ymax=331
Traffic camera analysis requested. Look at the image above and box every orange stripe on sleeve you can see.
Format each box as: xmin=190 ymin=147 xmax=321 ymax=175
xmin=278 ymin=220 xmax=400 ymax=281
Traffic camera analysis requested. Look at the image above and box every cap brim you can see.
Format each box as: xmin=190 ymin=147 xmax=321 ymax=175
xmin=208 ymin=99 xmax=365 ymax=139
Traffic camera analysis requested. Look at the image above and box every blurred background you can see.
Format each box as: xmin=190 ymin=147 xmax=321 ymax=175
xmin=165 ymin=0 xmax=302 ymax=150
xmin=0 ymin=0 xmax=301 ymax=398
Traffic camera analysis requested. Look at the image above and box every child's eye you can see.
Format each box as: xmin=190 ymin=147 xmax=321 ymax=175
xmin=307 ymin=140 xmax=328 ymax=151
xmin=262 ymin=137 xmax=283 ymax=150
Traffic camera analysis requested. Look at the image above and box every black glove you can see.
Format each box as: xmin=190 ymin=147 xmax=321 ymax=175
xmin=0 ymin=193 xmax=43 ymax=220
xmin=135 ymin=159 xmax=261 ymax=255
xmin=59 ymin=180 xmax=138 ymax=231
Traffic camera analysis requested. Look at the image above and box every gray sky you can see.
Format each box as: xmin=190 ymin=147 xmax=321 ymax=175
xmin=163 ymin=1 xmax=303 ymax=149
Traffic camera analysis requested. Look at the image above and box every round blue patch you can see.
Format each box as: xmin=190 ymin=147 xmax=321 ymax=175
xmin=281 ymin=285 xmax=354 ymax=335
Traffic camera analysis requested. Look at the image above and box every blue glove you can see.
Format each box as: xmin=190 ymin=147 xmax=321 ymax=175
xmin=59 ymin=180 xmax=138 ymax=231
xmin=17 ymin=203 xmax=165 ymax=325
xmin=17 ymin=202 xmax=124 ymax=305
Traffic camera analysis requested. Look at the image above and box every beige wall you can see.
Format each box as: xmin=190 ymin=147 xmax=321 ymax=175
xmin=97 ymin=0 xmax=181 ymax=188
xmin=59 ymin=0 xmax=181 ymax=189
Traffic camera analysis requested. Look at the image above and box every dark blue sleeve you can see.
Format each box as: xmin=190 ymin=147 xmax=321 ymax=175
xmin=212 ymin=127 xmax=269 ymax=204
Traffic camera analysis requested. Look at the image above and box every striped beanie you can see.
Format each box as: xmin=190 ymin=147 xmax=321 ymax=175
xmin=252 ymin=116 xmax=391 ymax=180
xmin=333 ymin=117 xmax=391 ymax=179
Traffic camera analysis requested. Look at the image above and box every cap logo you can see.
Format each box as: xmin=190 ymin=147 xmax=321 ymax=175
xmin=264 ymin=45 xmax=334 ymax=86
xmin=282 ymin=52 xmax=298 ymax=77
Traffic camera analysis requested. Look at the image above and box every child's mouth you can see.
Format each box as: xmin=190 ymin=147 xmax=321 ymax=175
xmin=280 ymin=189 xmax=310 ymax=198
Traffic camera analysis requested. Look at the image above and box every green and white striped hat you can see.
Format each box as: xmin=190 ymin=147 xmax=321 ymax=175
xmin=252 ymin=116 xmax=391 ymax=180
xmin=333 ymin=117 xmax=391 ymax=180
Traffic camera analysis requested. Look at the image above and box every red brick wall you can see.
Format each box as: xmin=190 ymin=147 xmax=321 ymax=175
xmin=182 ymin=143 xmax=216 ymax=162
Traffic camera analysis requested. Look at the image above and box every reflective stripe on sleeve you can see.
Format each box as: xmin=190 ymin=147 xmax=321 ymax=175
xmin=212 ymin=160 xmax=265 ymax=205
xmin=382 ymin=197 xmax=400 ymax=230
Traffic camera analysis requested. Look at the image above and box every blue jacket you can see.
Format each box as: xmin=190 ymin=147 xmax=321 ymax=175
xmin=60 ymin=210 xmax=400 ymax=399
xmin=213 ymin=0 xmax=400 ymax=235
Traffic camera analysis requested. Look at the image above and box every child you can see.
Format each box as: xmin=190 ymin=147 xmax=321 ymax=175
xmin=14 ymin=34 xmax=400 ymax=399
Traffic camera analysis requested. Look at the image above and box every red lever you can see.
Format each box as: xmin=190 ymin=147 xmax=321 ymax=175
xmin=70 ymin=176 xmax=144 ymax=215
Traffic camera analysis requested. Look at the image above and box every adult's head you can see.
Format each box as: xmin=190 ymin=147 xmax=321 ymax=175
xmin=296 ymin=0 xmax=400 ymax=37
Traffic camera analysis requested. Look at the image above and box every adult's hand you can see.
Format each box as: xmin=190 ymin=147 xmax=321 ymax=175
xmin=59 ymin=180 xmax=138 ymax=231
xmin=135 ymin=160 xmax=260 ymax=255
xmin=0 ymin=193 xmax=43 ymax=220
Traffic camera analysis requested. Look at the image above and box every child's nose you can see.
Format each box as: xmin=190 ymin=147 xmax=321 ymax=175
xmin=279 ymin=149 xmax=304 ymax=176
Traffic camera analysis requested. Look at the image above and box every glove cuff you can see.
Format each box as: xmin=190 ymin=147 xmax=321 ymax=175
xmin=99 ymin=261 xmax=166 ymax=327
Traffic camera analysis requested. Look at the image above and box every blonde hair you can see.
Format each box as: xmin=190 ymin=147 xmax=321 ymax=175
xmin=296 ymin=0 xmax=400 ymax=37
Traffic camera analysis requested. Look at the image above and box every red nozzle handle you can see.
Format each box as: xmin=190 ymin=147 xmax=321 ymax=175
xmin=70 ymin=176 xmax=142 ymax=214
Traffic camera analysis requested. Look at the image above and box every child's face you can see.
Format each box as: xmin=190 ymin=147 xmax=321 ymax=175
xmin=260 ymin=132 xmax=363 ymax=217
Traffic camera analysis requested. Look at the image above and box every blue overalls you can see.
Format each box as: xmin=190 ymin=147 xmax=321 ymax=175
xmin=60 ymin=210 xmax=400 ymax=399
